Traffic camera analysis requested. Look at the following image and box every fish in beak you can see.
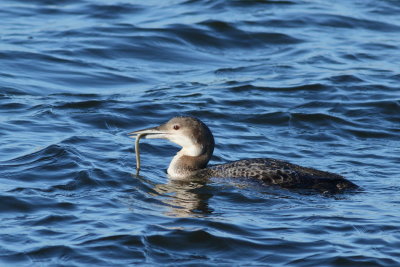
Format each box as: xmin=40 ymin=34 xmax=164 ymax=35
xmin=127 ymin=125 xmax=168 ymax=140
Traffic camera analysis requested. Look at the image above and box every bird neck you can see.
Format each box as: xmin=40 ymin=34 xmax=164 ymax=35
xmin=167 ymin=145 xmax=213 ymax=179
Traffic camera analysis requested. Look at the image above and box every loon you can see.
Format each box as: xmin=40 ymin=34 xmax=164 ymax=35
xmin=129 ymin=116 xmax=358 ymax=193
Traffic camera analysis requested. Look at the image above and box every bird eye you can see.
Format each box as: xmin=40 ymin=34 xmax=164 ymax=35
xmin=173 ymin=125 xmax=180 ymax=130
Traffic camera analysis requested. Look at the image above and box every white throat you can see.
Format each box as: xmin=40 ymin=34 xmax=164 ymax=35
xmin=167 ymin=133 xmax=203 ymax=157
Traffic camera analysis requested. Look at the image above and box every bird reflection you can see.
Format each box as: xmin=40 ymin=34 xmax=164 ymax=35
xmin=134 ymin=174 xmax=214 ymax=217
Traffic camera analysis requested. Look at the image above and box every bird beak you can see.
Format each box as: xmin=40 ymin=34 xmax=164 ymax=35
xmin=127 ymin=126 xmax=168 ymax=139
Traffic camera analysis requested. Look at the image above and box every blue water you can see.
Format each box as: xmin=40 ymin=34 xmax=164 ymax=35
xmin=1 ymin=0 xmax=400 ymax=266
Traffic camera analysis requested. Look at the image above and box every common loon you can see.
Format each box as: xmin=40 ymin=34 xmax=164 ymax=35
xmin=129 ymin=116 xmax=358 ymax=193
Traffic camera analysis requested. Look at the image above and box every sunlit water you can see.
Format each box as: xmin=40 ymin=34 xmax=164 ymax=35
xmin=1 ymin=0 xmax=400 ymax=266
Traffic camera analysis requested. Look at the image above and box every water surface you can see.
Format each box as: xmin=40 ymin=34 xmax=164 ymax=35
xmin=1 ymin=0 xmax=400 ymax=266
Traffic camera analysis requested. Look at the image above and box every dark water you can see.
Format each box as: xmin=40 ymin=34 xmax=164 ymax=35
xmin=1 ymin=0 xmax=400 ymax=265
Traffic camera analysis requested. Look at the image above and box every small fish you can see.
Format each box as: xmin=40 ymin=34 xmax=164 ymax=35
xmin=134 ymin=133 xmax=145 ymax=175
xmin=128 ymin=126 xmax=164 ymax=175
